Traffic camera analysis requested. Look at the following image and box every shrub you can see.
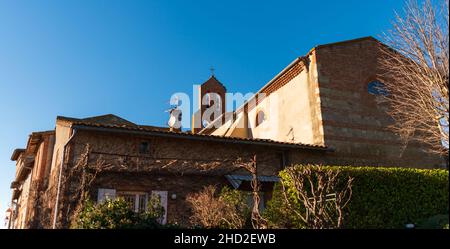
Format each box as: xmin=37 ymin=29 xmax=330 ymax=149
xmin=187 ymin=185 xmax=251 ymax=229
xmin=416 ymin=214 xmax=449 ymax=229
xmin=72 ymin=196 xmax=171 ymax=229
xmin=267 ymin=165 xmax=353 ymax=228
xmin=264 ymin=165 xmax=449 ymax=229
xmin=263 ymin=183 xmax=306 ymax=228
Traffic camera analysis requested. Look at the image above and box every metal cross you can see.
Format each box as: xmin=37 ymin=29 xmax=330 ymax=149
xmin=210 ymin=66 xmax=215 ymax=76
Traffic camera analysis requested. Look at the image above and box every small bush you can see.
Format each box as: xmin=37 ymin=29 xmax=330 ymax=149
xmin=263 ymin=183 xmax=306 ymax=228
xmin=72 ymin=196 xmax=171 ymax=229
xmin=187 ymin=185 xmax=251 ymax=229
xmin=264 ymin=165 xmax=449 ymax=229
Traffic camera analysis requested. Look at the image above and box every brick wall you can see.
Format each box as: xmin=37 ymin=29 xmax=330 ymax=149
xmin=92 ymin=173 xmax=228 ymax=227
xmin=51 ymin=129 xmax=326 ymax=228
xmin=314 ymin=38 xmax=443 ymax=168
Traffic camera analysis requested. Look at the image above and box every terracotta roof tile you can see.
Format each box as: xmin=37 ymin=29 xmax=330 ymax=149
xmin=57 ymin=115 xmax=327 ymax=150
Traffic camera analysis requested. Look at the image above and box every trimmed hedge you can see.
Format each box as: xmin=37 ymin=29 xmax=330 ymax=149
xmin=264 ymin=166 xmax=449 ymax=228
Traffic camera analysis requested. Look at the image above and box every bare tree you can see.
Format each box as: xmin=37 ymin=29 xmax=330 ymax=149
xmin=379 ymin=0 xmax=449 ymax=154
xmin=187 ymin=155 xmax=269 ymax=229
xmin=280 ymin=165 xmax=353 ymax=229
xmin=186 ymin=185 xmax=248 ymax=229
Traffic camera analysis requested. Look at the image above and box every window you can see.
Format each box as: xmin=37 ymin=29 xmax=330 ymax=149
xmin=117 ymin=192 xmax=148 ymax=213
xmin=255 ymin=110 xmax=265 ymax=127
xmin=368 ymin=81 xmax=388 ymax=95
xmin=139 ymin=142 xmax=150 ymax=154
xmin=97 ymin=188 xmax=116 ymax=203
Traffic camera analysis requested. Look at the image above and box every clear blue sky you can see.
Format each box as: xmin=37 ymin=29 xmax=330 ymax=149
xmin=0 ymin=0 xmax=407 ymax=228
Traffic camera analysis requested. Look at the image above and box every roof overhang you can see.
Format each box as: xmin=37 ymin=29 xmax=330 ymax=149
xmin=10 ymin=181 xmax=20 ymax=189
xmin=225 ymin=174 xmax=280 ymax=189
xmin=12 ymin=188 xmax=22 ymax=200
xmin=10 ymin=149 xmax=25 ymax=161
xmin=15 ymin=156 xmax=34 ymax=182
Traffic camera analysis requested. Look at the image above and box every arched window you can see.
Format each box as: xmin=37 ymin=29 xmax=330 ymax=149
xmin=368 ymin=81 xmax=388 ymax=95
xmin=255 ymin=110 xmax=265 ymax=127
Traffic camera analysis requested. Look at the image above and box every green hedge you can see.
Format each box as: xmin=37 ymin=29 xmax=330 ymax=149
xmin=264 ymin=166 xmax=449 ymax=228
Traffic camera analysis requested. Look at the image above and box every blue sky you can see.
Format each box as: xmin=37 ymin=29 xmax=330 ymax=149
xmin=0 ymin=0 xmax=407 ymax=228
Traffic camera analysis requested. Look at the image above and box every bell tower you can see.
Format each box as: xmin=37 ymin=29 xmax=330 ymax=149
xmin=192 ymin=73 xmax=226 ymax=133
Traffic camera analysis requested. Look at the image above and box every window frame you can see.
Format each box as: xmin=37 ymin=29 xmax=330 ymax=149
xmin=117 ymin=191 xmax=148 ymax=213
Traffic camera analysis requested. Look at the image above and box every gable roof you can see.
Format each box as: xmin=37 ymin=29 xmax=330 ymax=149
xmin=314 ymin=36 xmax=379 ymax=50
xmin=57 ymin=114 xmax=169 ymax=131
xmin=58 ymin=114 xmax=137 ymax=127
xmin=201 ymin=75 xmax=227 ymax=91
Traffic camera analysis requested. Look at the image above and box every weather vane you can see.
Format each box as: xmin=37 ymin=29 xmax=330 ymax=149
xmin=210 ymin=66 xmax=215 ymax=76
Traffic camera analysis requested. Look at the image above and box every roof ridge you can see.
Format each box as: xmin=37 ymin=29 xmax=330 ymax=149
xmin=80 ymin=113 xmax=117 ymax=120
xmin=315 ymin=36 xmax=379 ymax=50
xmin=202 ymin=75 xmax=227 ymax=91
xmin=57 ymin=114 xmax=137 ymax=127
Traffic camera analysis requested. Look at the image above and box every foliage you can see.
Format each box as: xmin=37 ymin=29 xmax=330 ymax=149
xmin=220 ymin=186 xmax=252 ymax=223
xmin=416 ymin=214 xmax=449 ymax=229
xmin=72 ymin=196 xmax=171 ymax=229
xmin=264 ymin=165 xmax=449 ymax=229
xmin=187 ymin=185 xmax=251 ymax=229
xmin=263 ymin=165 xmax=353 ymax=229
xmin=263 ymin=183 xmax=306 ymax=228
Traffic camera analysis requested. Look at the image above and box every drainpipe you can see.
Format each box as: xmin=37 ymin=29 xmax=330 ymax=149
xmin=52 ymin=128 xmax=77 ymax=229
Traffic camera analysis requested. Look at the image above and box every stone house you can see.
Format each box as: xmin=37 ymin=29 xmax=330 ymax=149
xmin=7 ymin=36 xmax=444 ymax=229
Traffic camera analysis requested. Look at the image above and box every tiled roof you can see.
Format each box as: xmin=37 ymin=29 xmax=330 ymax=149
xmin=57 ymin=114 xmax=170 ymax=132
xmin=57 ymin=115 xmax=327 ymax=150
xmin=202 ymin=75 xmax=226 ymax=91
xmin=57 ymin=114 xmax=137 ymax=127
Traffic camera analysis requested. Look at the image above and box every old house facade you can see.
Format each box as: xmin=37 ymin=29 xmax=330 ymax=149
xmin=7 ymin=37 xmax=444 ymax=229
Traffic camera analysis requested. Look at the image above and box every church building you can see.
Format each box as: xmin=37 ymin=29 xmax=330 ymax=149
xmin=7 ymin=37 xmax=444 ymax=229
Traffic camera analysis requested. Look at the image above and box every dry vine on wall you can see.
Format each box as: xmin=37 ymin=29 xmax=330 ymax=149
xmin=59 ymin=143 xmax=266 ymax=228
